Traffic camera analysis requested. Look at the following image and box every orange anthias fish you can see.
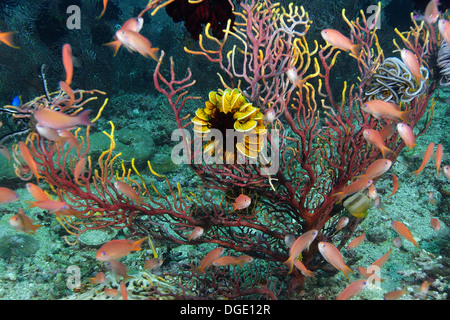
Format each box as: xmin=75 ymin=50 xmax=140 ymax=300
xmin=321 ymin=29 xmax=363 ymax=57
xmin=401 ymin=48 xmax=424 ymax=82
xmin=430 ymin=217 xmax=441 ymax=231
xmin=412 ymin=142 xmax=434 ymax=177
xmin=9 ymin=208 xmax=43 ymax=235
xmin=333 ymin=177 xmax=373 ymax=203
xmin=435 ymin=143 xmax=443 ymax=178
xmin=193 ymin=247 xmax=225 ymax=274
xmin=62 ymin=44 xmax=73 ymax=86
xmin=104 ymin=17 xmax=144 ymax=56
xmin=0 ymin=187 xmax=19 ymax=204
xmin=96 ymin=238 xmax=146 ymax=261
xmin=318 ymin=241 xmax=353 ymax=279
xmin=372 ymin=247 xmax=392 ymax=268
xmin=361 ymin=100 xmax=413 ymax=122
xmin=346 ymin=232 xmax=365 ymax=250
xmin=363 ymin=129 xmax=394 ymax=158
xmin=387 ymin=174 xmax=398 ymax=199
xmin=108 ymin=29 xmax=159 ymax=61
xmin=187 ymin=226 xmax=204 ymax=241
xmin=74 ymin=157 xmax=86 ymax=184
xmin=33 ymin=108 xmax=92 ymax=131
xmin=335 ymin=216 xmax=349 ymax=232
xmin=336 ymin=279 xmax=367 ymax=300
xmin=114 ymin=181 xmax=144 ymax=204
xmin=424 ymin=0 xmax=440 ymax=24
xmin=27 ymin=200 xmax=70 ymax=212
xmin=360 ymin=159 xmax=393 ymax=180
xmin=283 ymin=229 xmax=318 ymax=274
xmin=391 ymin=221 xmax=420 ymax=249
xmin=0 ymin=31 xmax=19 ymax=49
xmin=144 ymin=258 xmax=164 ymax=271
xmin=18 ymin=141 xmax=41 ymax=183
xmin=384 ymin=287 xmax=407 ymax=300
xmin=232 ymin=194 xmax=251 ymax=211
xmin=293 ymin=260 xmax=315 ymax=277
xmin=397 ymin=123 xmax=416 ymax=149
xmin=26 ymin=182 xmax=50 ymax=202
xmin=104 ymin=260 xmax=133 ymax=282
xmin=212 ymin=256 xmax=247 ymax=267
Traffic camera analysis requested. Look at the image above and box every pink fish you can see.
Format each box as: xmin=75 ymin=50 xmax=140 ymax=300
xmin=435 ymin=143 xmax=443 ymax=178
xmin=318 ymin=241 xmax=353 ymax=279
xmin=114 ymin=181 xmax=144 ymax=204
xmin=336 ymin=279 xmax=367 ymax=300
xmin=363 ymin=129 xmax=394 ymax=158
xmin=193 ymin=247 xmax=225 ymax=274
xmin=106 ymin=29 xmax=159 ymax=61
xmin=232 ymin=194 xmax=251 ymax=211
xmin=0 ymin=187 xmax=19 ymax=204
xmin=187 ymin=226 xmax=204 ymax=241
xmin=361 ymin=100 xmax=413 ymax=122
xmin=283 ymin=229 xmax=318 ymax=274
xmin=321 ymin=29 xmax=363 ymax=56
xmin=9 ymin=208 xmax=43 ymax=235
xmin=401 ymin=48 xmax=424 ymax=82
xmin=397 ymin=123 xmax=416 ymax=149
xmin=33 ymin=108 xmax=92 ymax=130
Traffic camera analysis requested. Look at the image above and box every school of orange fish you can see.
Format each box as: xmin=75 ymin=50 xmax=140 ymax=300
xmin=0 ymin=0 xmax=448 ymax=300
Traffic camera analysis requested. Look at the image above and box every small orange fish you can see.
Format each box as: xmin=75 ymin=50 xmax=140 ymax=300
xmin=359 ymin=159 xmax=392 ymax=180
xmin=372 ymin=247 xmax=392 ymax=268
xmin=397 ymin=122 xmax=416 ymax=149
xmin=96 ymin=238 xmax=146 ymax=261
xmin=9 ymin=208 xmax=43 ymax=235
xmin=420 ymin=280 xmax=430 ymax=298
xmin=368 ymin=184 xmax=378 ymax=200
xmin=361 ymin=100 xmax=412 ymax=122
xmin=104 ymin=260 xmax=132 ymax=282
xmin=193 ymin=247 xmax=225 ymax=274
xmin=62 ymin=44 xmax=73 ymax=86
xmin=104 ymin=288 xmax=120 ymax=298
xmin=435 ymin=143 xmax=443 ymax=178
xmin=0 ymin=144 xmax=11 ymax=164
xmin=27 ymin=200 xmax=69 ymax=212
xmin=0 ymin=31 xmax=19 ymax=49
xmin=346 ymin=232 xmax=365 ymax=250
xmin=0 ymin=187 xmax=19 ymax=204
xmin=232 ymin=194 xmax=251 ymax=211
xmin=438 ymin=18 xmax=450 ymax=45
xmin=283 ymin=229 xmax=318 ymax=274
xmin=318 ymin=241 xmax=353 ymax=279
xmin=59 ymin=81 xmax=74 ymax=107
xmin=74 ymin=157 xmax=86 ymax=184
xmin=212 ymin=256 xmax=242 ymax=267
xmin=114 ymin=181 xmax=144 ymax=204
xmin=363 ymin=129 xmax=394 ymax=158
xmin=387 ymin=174 xmax=398 ymax=199
xmin=35 ymin=124 xmax=61 ymax=142
xmin=321 ymin=29 xmax=363 ymax=56
xmin=18 ymin=141 xmax=41 ymax=183
xmin=109 ymin=29 xmax=159 ymax=61
xmin=188 ymin=226 xmax=204 ymax=241
xmin=430 ymin=217 xmax=440 ymax=231
xmin=444 ymin=165 xmax=450 ymax=180
xmin=88 ymin=272 xmax=105 ymax=284
xmin=120 ymin=281 xmax=127 ymax=300
xmin=57 ymin=129 xmax=81 ymax=152
xmin=264 ymin=106 xmax=276 ymax=124
xmin=412 ymin=142 xmax=434 ymax=177
xmin=33 ymin=108 xmax=92 ymax=131
xmin=335 ymin=216 xmax=349 ymax=232
xmin=26 ymin=183 xmax=50 ymax=202
xmin=333 ymin=177 xmax=373 ymax=204
xmin=401 ymin=48 xmax=424 ymax=82
xmin=293 ymin=260 xmax=315 ymax=277
xmin=236 ymin=255 xmax=254 ymax=265
xmin=391 ymin=221 xmax=420 ymax=249
xmin=384 ymin=287 xmax=407 ymax=300
xmin=336 ymin=279 xmax=367 ymax=300
xmin=144 ymin=258 xmax=164 ymax=271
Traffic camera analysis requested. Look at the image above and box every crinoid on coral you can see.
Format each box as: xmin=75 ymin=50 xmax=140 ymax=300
xmin=192 ymin=88 xmax=267 ymax=164
xmin=364 ymin=57 xmax=428 ymax=104
xmin=437 ymin=40 xmax=450 ymax=86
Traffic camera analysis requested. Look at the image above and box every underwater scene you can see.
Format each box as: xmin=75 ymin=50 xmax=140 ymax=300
xmin=0 ymin=0 xmax=448 ymax=302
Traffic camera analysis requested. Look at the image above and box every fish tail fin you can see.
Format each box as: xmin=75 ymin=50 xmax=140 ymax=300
xmin=0 ymin=31 xmax=19 ymax=49
xmin=149 ymin=47 xmax=159 ymax=61
xmin=412 ymin=239 xmax=420 ymax=249
xmin=25 ymin=200 xmax=36 ymax=209
xmin=350 ymin=44 xmax=363 ymax=57
xmin=133 ymin=238 xmax=147 ymax=251
xmin=400 ymin=109 xmax=414 ymax=123
xmin=77 ymin=109 xmax=93 ymax=126
xmin=104 ymin=40 xmax=121 ymax=56
xmin=333 ymin=192 xmax=345 ymax=204
xmin=341 ymin=265 xmax=354 ymax=279
xmin=381 ymin=146 xmax=395 ymax=159
xmin=283 ymin=257 xmax=294 ymax=274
